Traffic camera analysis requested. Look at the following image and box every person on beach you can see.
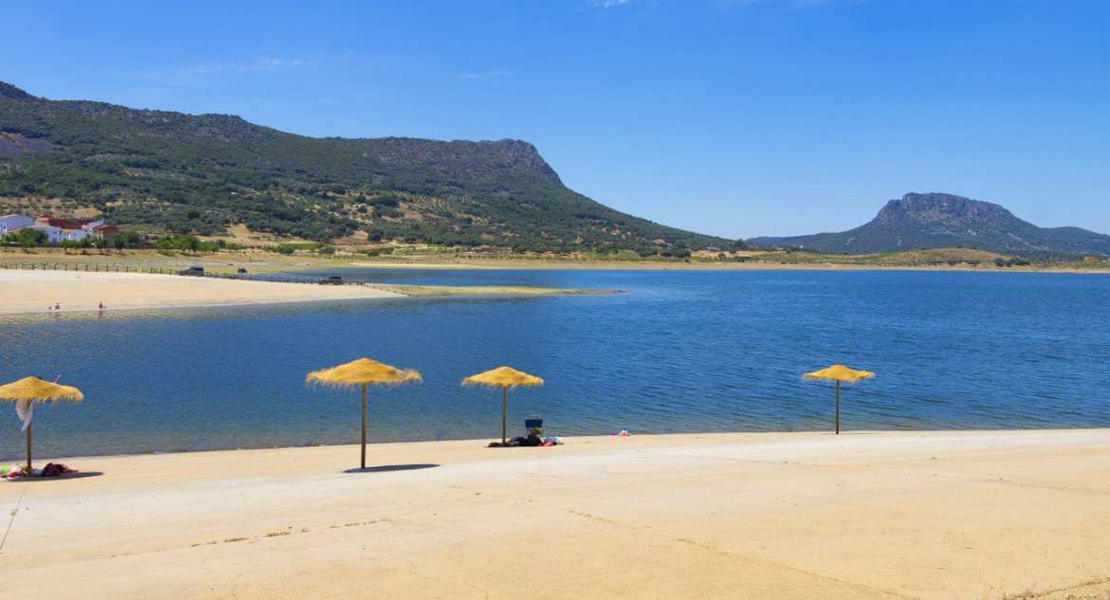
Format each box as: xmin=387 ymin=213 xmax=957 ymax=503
xmin=54 ymin=302 xmax=61 ymax=311
xmin=98 ymin=302 xmax=106 ymax=311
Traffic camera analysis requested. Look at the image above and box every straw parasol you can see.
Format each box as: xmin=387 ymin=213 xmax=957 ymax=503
xmin=803 ymin=364 xmax=875 ymax=434
xmin=0 ymin=376 xmax=84 ymax=473
xmin=306 ymin=358 xmax=422 ymax=469
xmin=462 ymin=366 xmax=544 ymax=444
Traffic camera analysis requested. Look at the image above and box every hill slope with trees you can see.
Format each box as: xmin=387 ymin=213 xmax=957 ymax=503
xmin=0 ymin=82 xmax=733 ymax=254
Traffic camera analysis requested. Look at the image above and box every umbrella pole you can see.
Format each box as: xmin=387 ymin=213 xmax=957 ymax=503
xmin=835 ymin=381 xmax=841 ymax=435
xmin=26 ymin=422 xmax=32 ymax=473
xmin=360 ymin=384 xmax=368 ymax=470
xmin=501 ymin=386 xmax=508 ymax=445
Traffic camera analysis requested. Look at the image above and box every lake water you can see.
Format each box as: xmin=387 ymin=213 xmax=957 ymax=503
xmin=1 ymin=269 xmax=1107 ymax=460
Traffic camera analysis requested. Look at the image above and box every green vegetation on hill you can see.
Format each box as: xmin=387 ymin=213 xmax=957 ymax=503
xmin=0 ymin=82 xmax=735 ymax=254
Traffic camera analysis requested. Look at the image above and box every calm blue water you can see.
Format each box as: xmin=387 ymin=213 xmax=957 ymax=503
xmin=1 ymin=270 xmax=1107 ymax=460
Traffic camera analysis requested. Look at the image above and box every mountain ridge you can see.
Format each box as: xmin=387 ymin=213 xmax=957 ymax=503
xmin=0 ymin=82 xmax=731 ymax=253
xmin=751 ymin=193 xmax=1109 ymax=258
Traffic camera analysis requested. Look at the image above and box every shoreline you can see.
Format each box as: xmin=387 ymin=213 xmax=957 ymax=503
xmin=0 ymin=295 xmax=408 ymax=318
xmin=3 ymin=248 xmax=1107 ymax=275
xmin=2 ymin=429 xmax=1106 ymax=600
xmin=3 ymin=426 xmax=1106 ymax=465
xmin=351 ymin=258 xmax=1110 ymax=274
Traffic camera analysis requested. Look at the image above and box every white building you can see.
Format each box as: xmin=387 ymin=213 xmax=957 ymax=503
xmin=2 ymin=214 xmax=92 ymax=244
xmin=59 ymin=227 xmax=90 ymax=242
xmin=0 ymin=214 xmax=34 ymax=236
xmin=36 ymin=217 xmax=92 ymax=243
xmin=29 ymin=223 xmax=63 ymax=244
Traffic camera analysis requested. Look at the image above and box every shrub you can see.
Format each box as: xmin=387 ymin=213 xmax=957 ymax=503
xmin=1 ymin=229 xmax=48 ymax=247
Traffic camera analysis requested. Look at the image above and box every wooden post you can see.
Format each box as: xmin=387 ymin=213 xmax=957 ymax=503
xmin=835 ymin=381 xmax=841 ymax=435
xmin=25 ymin=422 xmax=32 ymax=473
xmin=360 ymin=384 xmax=368 ymax=469
xmin=501 ymin=386 xmax=508 ymax=445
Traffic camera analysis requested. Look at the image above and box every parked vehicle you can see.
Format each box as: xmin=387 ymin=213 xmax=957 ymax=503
xmin=178 ymin=266 xmax=205 ymax=277
xmin=319 ymin=275 xmax=344 ymax=285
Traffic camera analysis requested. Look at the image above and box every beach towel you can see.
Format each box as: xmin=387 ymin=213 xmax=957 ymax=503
xmin=41 ymin=463 xmax=76 ymax=477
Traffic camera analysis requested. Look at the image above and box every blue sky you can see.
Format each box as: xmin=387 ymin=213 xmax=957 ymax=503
xmin=1 ymin=0 xmax=1107 ymax=238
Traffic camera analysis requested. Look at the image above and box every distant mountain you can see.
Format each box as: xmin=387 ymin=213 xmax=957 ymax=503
xmin=751 ymin=193 xmax=1110 ymax=258
xmin=0 ymin=82 xmax=732 ymax=253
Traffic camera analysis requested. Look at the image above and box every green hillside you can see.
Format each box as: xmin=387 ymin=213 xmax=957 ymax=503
xmin=0 ymin=82 xmax=734 ymax=254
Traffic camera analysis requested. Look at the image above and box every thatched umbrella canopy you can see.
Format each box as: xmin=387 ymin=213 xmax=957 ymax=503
xmin=462 ymin=366 xmax=544 ymax=444
xmin=0 ymin=376 xmax=85 ymax=472
xmin=306 ymin=358 xmax=421 ymax=469
xmin=803 ymin=364 xmax=875 ymax=434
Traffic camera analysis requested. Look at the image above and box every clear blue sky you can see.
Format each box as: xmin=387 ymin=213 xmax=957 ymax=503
xmin=2 ymin=0 xmax=1107 ymax=238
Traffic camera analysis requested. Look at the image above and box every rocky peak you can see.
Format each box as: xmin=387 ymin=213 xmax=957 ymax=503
xmin=482 ymin=139 xmax=561 ymax=184
xmin=873 ymin=193 xmax=1015 ymax=227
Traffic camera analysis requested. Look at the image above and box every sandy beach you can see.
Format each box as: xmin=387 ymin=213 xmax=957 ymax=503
xmin=0 ymin=429 xmax=1106 ymax=600
xmin=0 ymin=270 xmax=614 ymax=315
xmin=0 ymin=270 xmax=405 ymax=315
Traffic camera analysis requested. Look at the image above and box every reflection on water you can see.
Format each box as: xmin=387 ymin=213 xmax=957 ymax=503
xmin=1 ymin=269 xmax=1107 ymax=460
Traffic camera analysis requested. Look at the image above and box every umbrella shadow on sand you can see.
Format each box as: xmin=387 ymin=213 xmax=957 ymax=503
xmin=15 ymin=471 xmax=104 ymax=482
xmin=342 ymin=464 xmax=439 ymax=474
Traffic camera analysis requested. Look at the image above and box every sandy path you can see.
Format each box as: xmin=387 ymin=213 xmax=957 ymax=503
xmin=0 ymin=430 xmax=1106 ymax=600
xmin=0 ymin=270 xmax=404 ymax=315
